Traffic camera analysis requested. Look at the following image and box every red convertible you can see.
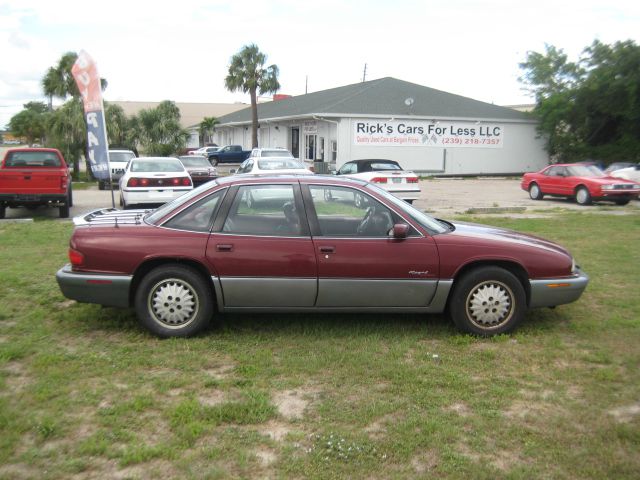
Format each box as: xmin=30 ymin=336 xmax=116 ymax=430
xmin=57 ymin=175 xmax=588 ymax=338
xmin=521 ymin=164 xmax=640 ymax=205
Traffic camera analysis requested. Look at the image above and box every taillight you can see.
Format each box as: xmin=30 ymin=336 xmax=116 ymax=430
xmin=370 ymin=177 xmax=388 ymax=183
xmin=127 ymin=178 xmax=139 ymax=187
xmin=140 ymin=178 xmax=149 ymax=187
xmin=182 ymin=177 xmax=192 ymax=186
xmin=172 ymin=178 xmax=180 ymax=185
xmin=69 ymin=248 xmax=85 ymax=266
xmin=61 ymin=175 xmax=68 ymax=190
xmin=407 ymin=177 xmax=419 ymax=183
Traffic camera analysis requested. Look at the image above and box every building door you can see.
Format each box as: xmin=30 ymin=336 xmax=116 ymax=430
xmin=305 ymin=134 xmax=316 ymax=160
xmin=291 ymin=127 xmax=299 ymax=158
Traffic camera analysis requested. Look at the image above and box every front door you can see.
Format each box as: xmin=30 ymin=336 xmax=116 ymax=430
xmin=207 ymin=183 xmax=317 ymax=308
xmin=305 ymin=184 xmax=440 ymax=307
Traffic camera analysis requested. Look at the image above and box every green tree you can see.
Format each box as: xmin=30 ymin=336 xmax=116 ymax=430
xmin=46 ymin=99 xmax=86 ymax=176
xmin=225 ymin=44 xmax=280 ymax=148
xmin=8 ymin=102 xmax=49 ymax=145
xmin=42 ymin=51 xmax=108 ymax=107
xmin=520 ymin=40 xmax=640 ymax=163
xmin=199 ymin=116 xmax=218 ymax=146
xmin=134 ymin=101 xmax=189 ymax=156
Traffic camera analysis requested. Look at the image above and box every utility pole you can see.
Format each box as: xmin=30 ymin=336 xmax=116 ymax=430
xmin=362 ymin=63 xmax=367 ymax=82
xmin=305 ymin=75 xmax=308 ymax=94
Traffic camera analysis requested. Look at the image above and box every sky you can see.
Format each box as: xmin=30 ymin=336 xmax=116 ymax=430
xmin=1 ymin=0 xmax=639 ymax=129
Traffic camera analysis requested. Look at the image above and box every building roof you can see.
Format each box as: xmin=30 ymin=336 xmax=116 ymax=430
xmin=110 ymin=101 xmax=248 ymax=129
xmin=217 ymin=77 xmax=533 ymax=125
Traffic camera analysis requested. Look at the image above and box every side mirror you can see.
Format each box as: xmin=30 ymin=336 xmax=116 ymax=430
xmin=391 ymin=223 xmax=409 ymax=239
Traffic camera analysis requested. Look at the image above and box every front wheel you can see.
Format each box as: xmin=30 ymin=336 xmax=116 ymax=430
xmin=615 ymin=199 xmax=630 ymax=206
xmin=449 ymin=266 xmax=526 ymax=335
xmin=575 ymin=186 xmax=592 ymax=205
xmin=529 ymin=183 xmax=543 ymax=200
xmin=0 ymin=205 xmax=5 ymax=219
xmin=135 ymin=264 xmax=213 ymax=338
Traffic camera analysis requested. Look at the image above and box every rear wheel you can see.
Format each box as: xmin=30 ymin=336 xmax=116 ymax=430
xmin=615 ymin=199 xmax=630 ymax=206
xmin=449 ymin=266 xmax=526 ymax=336
xmin=529 ymin=183 xmax=543 ymax=200
xmin=0 ymin=205 xmax=5 ymax=219
xmin=575 ymin=186 xmax=592 ymax=205
xmin=59 ymin=201 xmax=70 ymax=218
xmin=135 ymin=264 xmax=213 ymax=338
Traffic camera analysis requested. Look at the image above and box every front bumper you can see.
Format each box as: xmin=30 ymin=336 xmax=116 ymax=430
xmin=529 ymin=268 xmax=589 ymax=308
xmin=56 ymin=264 xmax=132 ymax=308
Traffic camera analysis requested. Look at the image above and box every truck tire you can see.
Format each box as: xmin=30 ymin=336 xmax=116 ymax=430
xmin=0 ymin=205 xmax=5 ymax=219
xmin=68 ymin=184 xmax=73 ymax=207
xmin=59 ymin=202 xmax=70 ymax=218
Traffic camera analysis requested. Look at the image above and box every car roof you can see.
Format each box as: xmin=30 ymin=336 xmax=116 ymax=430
xmin=346 ymin=159 xmax=399 ymax=165
xmin=215 ymin=173 xmax=369 ymax=188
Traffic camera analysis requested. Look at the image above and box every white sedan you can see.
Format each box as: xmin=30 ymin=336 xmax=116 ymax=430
xmin=119 ymin=157 xmax=193 ymax=209
xmin=235 ymin=157 xmax=314 ymax=175
xmin=608 ymin=164 xmax=640 ymax=182
xmin=335 ymin=159 xmax=421 ymax=204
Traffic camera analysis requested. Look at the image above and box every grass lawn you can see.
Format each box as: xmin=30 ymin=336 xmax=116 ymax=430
xmin=0 ymin=212 xmax=638 ymax=479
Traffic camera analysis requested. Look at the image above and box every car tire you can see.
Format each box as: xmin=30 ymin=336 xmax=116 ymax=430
xmin=0 ymin=205 xmax=5 ymax=219
xmin=575 ymin=186 xmax=592 ymax=205
xmin=449 ymin=266 xmax=526 ymax=336
xmin=98 ymin=181 xmax=105 ymax=191
xmin=59 ymin=201 xmax=70 ymax=218
xmin=615 ymin=199 xmax=630 ymax=206
xmin=135 ymin=264 xmax=213 ymax=338
xmin=210 ymin=157 xmax=219 ymax=167
xmin=68 ymin=184 xmax=73 ymax=207
xmin=529 ymin=183 xmax=543 ymax=200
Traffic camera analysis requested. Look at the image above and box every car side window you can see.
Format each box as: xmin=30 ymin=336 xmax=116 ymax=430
xmin=163 ymin=190 xmax=225 ymax=232
xmin=338 ymin=163 xmax=356 ymax=175
xmin=309 ymin=185 xmax=406 ymax=237
xmin=222 ymin=185 xmax=304 ymax=236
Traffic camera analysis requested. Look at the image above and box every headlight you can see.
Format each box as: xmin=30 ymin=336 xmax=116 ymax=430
xmin=602 ymin=185 xmax=615 ymax=190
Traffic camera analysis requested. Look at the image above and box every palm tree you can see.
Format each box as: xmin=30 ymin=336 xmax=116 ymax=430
xmin=42 ymin=51 xmax=108 ymax=107
xmin=225 ymin=44 xmax=280 ymax=148
xmin=135 ymin=101 xmax=190 ymax=156
xmin=199 ymin=116 xmax=218 ymax=146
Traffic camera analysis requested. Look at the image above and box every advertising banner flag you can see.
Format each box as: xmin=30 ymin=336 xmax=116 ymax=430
xmin=71 ymin=50 xmax=111 ymax=181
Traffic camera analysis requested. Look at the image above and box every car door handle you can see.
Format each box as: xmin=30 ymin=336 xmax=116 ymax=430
xmin=216 ymin=244 xmax=234 ymax=252
xmin=319 ymin=246 xmax=335 ymax=254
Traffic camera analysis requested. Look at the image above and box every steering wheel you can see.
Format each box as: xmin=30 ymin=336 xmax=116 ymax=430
xmin=356 ymin=206 xmax=376 ymax=235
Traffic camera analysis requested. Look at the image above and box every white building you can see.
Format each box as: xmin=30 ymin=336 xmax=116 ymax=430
xmin=214 ymin=77 xmax=548 ymax=175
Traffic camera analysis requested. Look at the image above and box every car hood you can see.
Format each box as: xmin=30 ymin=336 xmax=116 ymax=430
xmin=576 ymin=176 xmax=636 ymax=185
xmin=439 ymin=220 xmax=571 ymax=257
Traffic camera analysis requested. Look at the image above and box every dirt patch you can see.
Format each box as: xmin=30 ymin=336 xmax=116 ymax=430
xmin=255 ymin=447 xmax=278 ymax=466
xmin=54 ymin=300 xmax=76 ymax=309
xmin=445 ymin=402 xmax=472 ymax=417
xmin=205 ymin=364 xmax=236 ymax=380
xmin=364 ymin=412 xmax=403 ymax=440
xmin=273 ymin=390 xmax=310 ymax=420
xmin=198 ymin=389 xmax=226 ymax=407
xmin=259 ymin=420 xmax=292 ymax=441
xmin=411 ymin=450 xmax=439 ymax=473
xmin=2 ymin=361 xmax=31 ymax=394
xmin=609 ymin=403 xmax=640 ymax=423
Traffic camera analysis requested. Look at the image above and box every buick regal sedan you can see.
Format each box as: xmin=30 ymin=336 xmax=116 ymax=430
xmin=57 ymin=175 xmax=588 ymax=338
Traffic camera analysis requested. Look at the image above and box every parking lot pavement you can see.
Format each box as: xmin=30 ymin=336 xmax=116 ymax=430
xmin=1 ymin=178 xmax=638 ymax=221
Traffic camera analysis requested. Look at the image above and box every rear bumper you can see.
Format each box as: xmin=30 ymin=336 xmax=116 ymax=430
xmin=122 ymin=188 xmax=191 ymax=205
xmin=0 ymin=192 xmax=67 ymax=205
xmin=529 ymin=268 xmax=589 ymax=308
xmin=56 ymin=264 xmax=132 ymax=308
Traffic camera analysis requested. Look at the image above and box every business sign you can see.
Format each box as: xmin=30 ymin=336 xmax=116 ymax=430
xmin=353 ymin=120 xmax=504 ymax=148
xmin=71 ymin=50 xmax=110 ymax=180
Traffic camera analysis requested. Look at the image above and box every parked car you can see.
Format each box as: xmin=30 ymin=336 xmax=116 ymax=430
xmin=57 ymin=174 xmax=588 ymax=338
xmin=606 ymin=164 xmax=640 ymax=183
xmin=0 ymin=148 xmax=72 ymax=218
xmin=99 ymin=149 xmax=137 ymax=190
xmin=248 ymin=148 xmax=295 ymax=159
xmin=334 ymin=159 xmax=420 ymax=204
xmin=521 ymin=163 xmax=640 ymax=205
xmin=208 ymin=145 xmax=251 ymax=165
xmin=189 ymin=146 xmax=220 ymax=158
xmin=235 ymin=157 xmax=313 ymax=175
xmin=603 ymin=162 xmax=635 ymax=175
xmin=178 ymin=155 xmax=218 ymax=185
xmin=118 ymin=157 xmax=193 ymax=209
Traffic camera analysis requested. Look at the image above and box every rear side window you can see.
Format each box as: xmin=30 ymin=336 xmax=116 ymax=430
xmin=5 ymin=151 xmax=62 ymax=167
xmin=163 ymin=190 xmax=225 ymax=232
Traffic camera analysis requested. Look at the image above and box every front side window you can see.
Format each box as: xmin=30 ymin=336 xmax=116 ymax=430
xmin=309 ymin=185 xmax=401 ymax=237
xmin=222 ymin=184 xmax=304 ymax=236
xmin=338 ymin=163 xmax=356 ymax=175
xmin=163 ymin=190 xmax=225 ymax=232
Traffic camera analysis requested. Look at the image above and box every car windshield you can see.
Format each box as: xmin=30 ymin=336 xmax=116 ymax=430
xmin=131 ymin=159 xmax=184 ymax=172
xmin=145 ymin=181 xmax=221 ymax=224
xmin=567 ymin=165 xmax=605 ymax=178
xmin=261 ymin=150 xmax=293 ymax=158
xmin=370 ymin=162 xmax=402 ymax=171
xmin=365 ymin=183 xmax=448 ymax=234
xmin=109 ymin=152 xmax=135 ymax=163
xmin=179 ymin=157 xmax=210 ymax=167
xmin=258 ymin=159 xmax=306 ymax=170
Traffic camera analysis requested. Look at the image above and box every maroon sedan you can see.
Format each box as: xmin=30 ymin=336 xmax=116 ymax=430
xmin=521 ymin=164 xmax=640 ymax=205
xmin=57 ymin=175 xmax=588 ymax=338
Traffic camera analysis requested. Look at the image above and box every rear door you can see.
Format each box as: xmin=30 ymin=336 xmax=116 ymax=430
xmin=206 ymin=182 xmax=318 ymax=308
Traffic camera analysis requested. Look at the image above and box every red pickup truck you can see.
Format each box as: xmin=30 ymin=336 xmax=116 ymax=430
xmin=0 ymin=148 xmax=73 ymax=219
